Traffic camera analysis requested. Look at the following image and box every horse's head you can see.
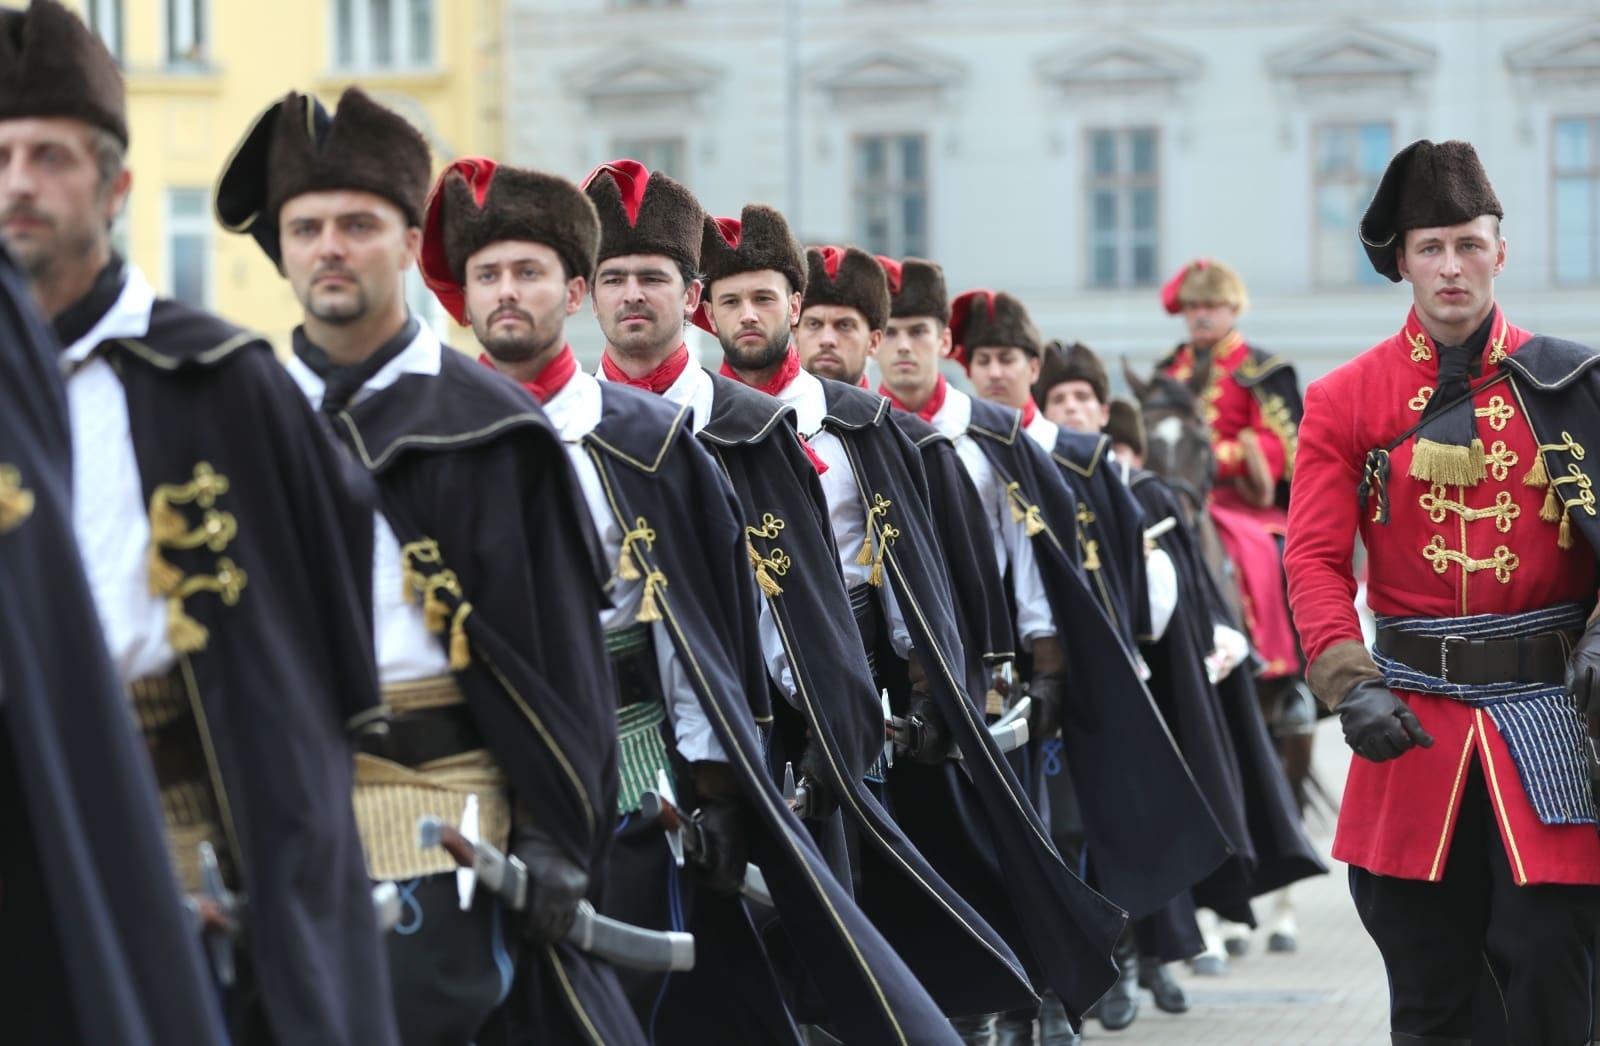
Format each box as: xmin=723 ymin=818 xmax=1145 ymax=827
xmin=1124 ymin=357 xmax=1216 ymax=516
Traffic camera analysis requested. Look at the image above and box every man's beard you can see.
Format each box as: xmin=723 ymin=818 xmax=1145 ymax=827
xmin=303 ymin=266 xmax=370 ymax=326
xmin=718 ymin=325 xmax=789 ymax=373
xmin=477 ymin=306 xmax=559 ymax=364
xmin=601 ymin=307 xmax=683 ymax=360
xmin=1 ymin=205 xmax=98 ymax=281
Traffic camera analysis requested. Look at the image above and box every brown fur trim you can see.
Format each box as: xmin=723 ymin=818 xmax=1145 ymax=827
xmin=1361 ymin=139 xmax=1503 ymax=282
xmin=0 ymin=0 xmax=126 ymax=145
xmin=586 ymin=166 xmax=703 ymax=274
xmin=1305 ymin=639 xmax=1383 ymax=711
xmin=803 ymin=247 xmax=890 ymax=332
xmin=952 ymin=290 xmax=1041 ymax=358
xmin=440 ymin=166 xmax=599 ymax=283
xmin=700 ymin=204 xmax=806 ymax=295
xmin=1034 ymin=339 xmax=1109 ymax=406
xmin=889 ymin=257 xmax=948 ymax=321
xmin=1177 ymin=260 xmax=1249 ymax=313
xmin=1105 ymin=397 xmax=1145 ymax=457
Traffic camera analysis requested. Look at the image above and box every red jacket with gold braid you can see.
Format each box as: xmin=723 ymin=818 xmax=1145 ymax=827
xmin=1285 ymin=305 xmax=1600 ymax=885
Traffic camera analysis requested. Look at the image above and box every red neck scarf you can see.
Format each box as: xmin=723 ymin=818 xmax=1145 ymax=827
xmin=880 ymin=374 xmax=948 ymax=422
xmin=857 ymin=374 xmax=871 ymax=390
xmin=1020 ymin=397 xmax=1038 ymax=428
xmin=719 ymin=344 xmax=802 ymax=397
xmin=480 ymin=345 xmax=578 ymax=406
xmin=600 ymin=343 xmax=691 ymax=394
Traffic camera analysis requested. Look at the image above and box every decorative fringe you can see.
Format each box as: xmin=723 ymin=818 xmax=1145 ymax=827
xmin=148 ymin=496 xmax=188 ymax=545
xmin=1523 ymin=454 xmax=1550 ymax=489
xmin=166 ymin=599 xmax=209 ymax=653
xmin=617 ymin=545 xmax=641 ymax=582
xmin=1407 ymin=438 xmax=1487 ymax=488
xmin=747 ymin=540 xmax=783 ymax=597
xmin=1541 ymin=485 xmax=1562 ymax=523
xmin=148 ymin=547 xmax=184 ymax=596
xmin=448 ymin=604 xmax=472 ymax=670
xmin=1022 ymin=505 xmax=1045 ymax=537
xmin=636 ymin=574 xmax=663 ymax=623
xmin=423 ymin=587 xmax=449 ymax=633
xmin=855 ymin=530 xmax=874 ymax=568
xmin=1559 ymin=507 xmax=1575 ymax=551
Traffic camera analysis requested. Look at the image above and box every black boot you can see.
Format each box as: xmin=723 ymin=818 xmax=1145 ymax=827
xmin=1138 ymin=960 xmax=1188 ymax=1014
xmin=1389 ymin=1036 xmax=1471 ymax=1045
xmin=992 ymin=1006 xmax=1034 ymax=1046
xmin=1036 ymin=991 xmax=1080 ymax=1046
xmin=1097 ymin=939 xmax=1141 ymax=1031
xmin=950 ymin=1013 xmax=995 ymax=1045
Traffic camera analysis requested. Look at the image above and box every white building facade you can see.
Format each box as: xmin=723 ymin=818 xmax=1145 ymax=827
xmin=503 ymin=0 xmax=1600 ymax=380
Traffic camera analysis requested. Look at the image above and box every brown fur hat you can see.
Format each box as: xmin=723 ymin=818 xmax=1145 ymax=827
xmin=699 ymin=205 xmax=806 ymax=296
xmin=0 ymin=0 xmax=126 ymax=145
xmin=215 ymin=87 xmax=432 ymax=265
xmin=948 ymin=289 xmax=1042 ymax=369
xmin=1034 ymin=339 xmax=1109 ymax=407
xmin=1160 ymin=258 xmax=1248 ymax=315
xmin=1360 ymin=139 xmax=1504 ymax=282
xmin=802 ymin=246 xmax=890 ymax=331
xmin=1105 ymin=397 xmax=1146 ymax=458
xmin=582 ymin=159 xmax=702 ymax=275
xmin=878 ymin=256 xmax=949 ymax=322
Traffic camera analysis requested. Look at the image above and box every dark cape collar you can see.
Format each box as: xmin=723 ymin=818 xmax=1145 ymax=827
xmin=818 ymin=374 xmax=892 ymax=430
xmin=966 ymin=394 xmax=1026 ymax=444
xmin=586 ymin=380 xmax=695 ymax=476
xmin=1052 ymin=428 xmax=1111 ymax=478
xmin=699 ymin=371 xmax=795 ymax=446
xmin=1502 ymin=335 xmax=1600 ymax=392
xmin=52 ymin=254 xmax=126 ymax=348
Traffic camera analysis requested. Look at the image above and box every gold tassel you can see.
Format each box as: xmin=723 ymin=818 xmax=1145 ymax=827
xmin=747 ymin=540 xmax=783 ymax=597
xmin=448 ymin=604 xmax=472 ymax=670
xmin=1407 ymin=438 xmax=1488 ymax=488
xmin=400 ymin=564 xmax=421 ymax=604
xmin=423 ymin=586 xmax=449 ymax=634
xmin=1009 ymin=499 xmax=1026 ymax=523
xmin=1083 ymin=539 xmax=1102 ymax=572
xmin=1541 ymin=485 xmax=1562 ymax=523
xmin=1559 ymin=506 xmax=1575 ymax=550
xmin=147 ymin=547 xmax=184 ymax=596
xmin=617 ymin=544 xmax=641 ymax=582
xmin=1022 ymin=505 xmax=1045 ymax=537
xmin=637 ymin=575 xmax=663 ymax=623
xmin=855 ymin=529 xmax=875 ymax=567
xmin=149 ymin=496 xmax=187 ymax=545
xmin=166 ymin=598 xmax=209 ymax=653
xmin=0 ymin=483 xmax=33 ymax=533
xmin=1523 ymin=453 xmax=1550 ymax=489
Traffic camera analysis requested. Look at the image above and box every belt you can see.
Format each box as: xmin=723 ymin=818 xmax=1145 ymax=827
xmin=1375 ymin=627 xmax=1578 ymax=686
xmin=359 ymin=703 xmax=485 ymax=768
xmin=608 ymin=623 xmax=664 ymax=708
xmin=849 ymin=583 xmax=881 ymax=678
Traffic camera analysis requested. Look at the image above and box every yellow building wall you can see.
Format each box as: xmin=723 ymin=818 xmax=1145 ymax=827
xmin=63 ymin=0 xmax=504 ymax=349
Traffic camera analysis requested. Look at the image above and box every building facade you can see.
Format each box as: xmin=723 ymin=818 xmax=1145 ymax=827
xmin=505 ymin=0 xmax=1600 ymax=379
xmin=66 ymin=0 xmax=504 ymax=348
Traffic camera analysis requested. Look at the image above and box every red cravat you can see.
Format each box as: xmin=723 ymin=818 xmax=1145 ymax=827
xmin=601 ymin=343 xmax=691 ymax=393
xmin=1020 ymin=397 xmax=1038 ymax=428
xmin=880 ymin=374 xmax=948 ymax=422
xmin=719 ymin=344 xmax=801 ymax=397
xmin=478 ymin=345 xmax=578 ymax=406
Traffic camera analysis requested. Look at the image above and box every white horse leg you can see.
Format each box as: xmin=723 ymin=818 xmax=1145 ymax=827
xmin=1188 ymin=906 xmax=1230 ymax=976
xmin=1266 ymin=886 xmax=1298 ymax=953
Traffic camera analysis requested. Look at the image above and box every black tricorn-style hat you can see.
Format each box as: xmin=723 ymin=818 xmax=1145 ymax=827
xmin=215 ymin=87 xmax=432 ymax=266
xmin=419 ymin=157 xmax=600 ymax=325
xmin=1360 ymin=139 xmax=1504 ymax=282
xmin=878 ymin=256 xmax=949 ymax=322
xmin=0 ymin=0 xmax=127 ymax=146
xmin=581 ymin=159 xmax=703 ymax=275
xmin=699 ymin=204 xmax=806 ymax=295
xmin=1034 ymin=339 xmax=1109 ymax=407
xmin=948 ymin=289 xmax=1043 ymax=369
xmin=802 ymin=246 xmax=890 ymax=332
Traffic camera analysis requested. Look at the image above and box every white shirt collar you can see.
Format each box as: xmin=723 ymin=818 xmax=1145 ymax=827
xmin=771 ymin=365 xmax=826 ymax=436
xmin=1025 ymin=410 xmax=1059 ymax=452
xmin=59 ymin=264 xmax=156 ymax=370
xmin=541 ymin=367 xmax=602 ymax=443
xmin=933 ymin=383 xmax=971 ymax=439
xmin=283 ymin=317 xmax=439 ymax=410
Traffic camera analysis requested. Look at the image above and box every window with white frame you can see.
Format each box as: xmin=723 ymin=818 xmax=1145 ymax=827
xmin=1554 ymin=116 xmax=1600 ymax=285
xmin=165 ymin=0 xmax=207 ymax=68
xmin=86 ymin=0 xmax=122 ymax=64
xmin=853 ymin=134 xmax=928 ymax=259
xmin=609 ymin=137 xmax=686 ymax=182
xmin=333 ymin=0 xmax=435 ymax=72
xmin=165 ymin=189 xmax=210 ymax=308
xmin=1313 ymin=121 xmax=1393 ymax=287
xmin=1086 ymin=127 xmax=1158 ymax=289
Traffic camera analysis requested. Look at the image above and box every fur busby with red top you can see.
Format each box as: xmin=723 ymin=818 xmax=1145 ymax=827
xmin=1034 ymin=339 xmax=1109 ymax=407
xmin=582 ymin=159 xmax=703 ymax=275
xmin=0 ymin=0 xmax=127 ymax=145
xmin=418 ymin=157 xmax=600 ymax=325
xmin=215 ymin=87 xmax=432 ymax=266
xmin=1360 ymin=139 xmax=1504 ymax=282
xmin=877 ymin=256 xmax=949 ymax=322
xmin=699 ymin=205 xmax=806 ymax=295
xmin=1159 ymin=258 xmax=1249 ymax=316
xmin=802 ymin=246 xmax=890 ymax=331
xmin=948 ymin=289 xmax=1042 ymax=369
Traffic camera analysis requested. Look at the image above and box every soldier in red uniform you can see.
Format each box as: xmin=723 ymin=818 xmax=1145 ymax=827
xmin=1284 ymin=139 xmax=1600 ymax=1045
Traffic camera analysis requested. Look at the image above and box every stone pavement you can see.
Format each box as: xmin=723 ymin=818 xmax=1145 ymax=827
xmin=1078 ymin=717 xmax=1392 ymax=1046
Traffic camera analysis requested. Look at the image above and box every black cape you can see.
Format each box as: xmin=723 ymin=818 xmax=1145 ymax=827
xmin=326 ymin=345 xmax=639 ymax=1046
xmin=586 ymin=381 xmax=961 ymax=1045
xmin=1046 ymin=429 xmax=1149 ymax=648
xmin=966 ymin=396 xmax=1232 ymax=920
xmin=0 ymin=250 xmax=224 ymax=1045
xmin=695 ymin=373 xmax=1036 ymax=1019
xmin=822 ymin=380 xmax=1126 ymax=1021
xmin=85 ymin=280 xmax=399 ymax=1045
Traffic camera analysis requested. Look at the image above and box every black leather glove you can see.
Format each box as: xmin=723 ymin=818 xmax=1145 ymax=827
xmin=1338 ymin=680 xmax=1435 ymax=763
xmin=1027 ymin=635 xmax=1066 ymax=739
xmin=1565 ymin=617 xmax=1600 ymax=781
xmin=904 ymin=649 xmax=950 ymax=766
xmin=690 ymin=762 xmax=748 ymax=896
xmin=794 ymin=740 xmax=839 ymax=820
xmin=508 ymin=833 xmax=587 ymax=945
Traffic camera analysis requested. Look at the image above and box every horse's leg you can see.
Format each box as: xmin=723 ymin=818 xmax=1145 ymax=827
xmin=1265 ymin=886 xmax=1298 ymax=954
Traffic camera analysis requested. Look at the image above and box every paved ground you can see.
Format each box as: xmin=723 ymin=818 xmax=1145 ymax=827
xmin=1079 ymin=717 xmax=1392 ymax=1045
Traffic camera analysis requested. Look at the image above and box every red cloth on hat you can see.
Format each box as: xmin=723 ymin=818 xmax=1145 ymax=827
xmin=947 ymin=289 xmax=996 ymax=371
xmin=420 ymin=156 xmax=499 ymax=326
xmin=718 ymin=344 xmax=800 ymax=398
xmin=880 ymin=373 xmax=947 ymax=422
xmin=816 ymin=245 xmax=846 ymax=279
xmin=876 ymin=255 xmax=903 ymax=293
xmin=580 ymin=159 xmax=651 ymax=224
xmin=600 ymin=343 xmax=690 ymax=393
xmin=478 ymin=345 xmax=577 ymax=406
xmin=1160 ymin=258 xmax=1208 ymax=315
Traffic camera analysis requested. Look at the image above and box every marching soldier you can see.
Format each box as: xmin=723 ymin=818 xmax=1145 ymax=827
xmin=1285 ymin=138 xmax=1600 ymax=1045
xmin=0 ymin=5 xmax=396 ymax=1042
xmin=216 ymin=92 xmax=633 ymax=1044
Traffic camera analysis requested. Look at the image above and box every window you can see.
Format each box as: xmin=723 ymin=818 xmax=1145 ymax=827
xmin=1554 ymin=116 xmax=1600 ymax=285
xmin=611 ymin=137 xmax=686 ymax=181
xmin=164 ymin=0 xmax=207 ymax=68
xmin=1313 ymin=122 xmax=1393 ymax=287
xmin=1085 ymin=128 xmax=1158 ymax=289
xmin=86 ymin=0 xmax=122 ymax=64
xmin=613 ymin=0 xmax=684 ymax=8
xmin=853 ymin=134 xmax=928 ymax=259
xmin=165 ymin=189 xmax=211 ymax=309
xmin=332 ymin=0 xmax=435 ymax=72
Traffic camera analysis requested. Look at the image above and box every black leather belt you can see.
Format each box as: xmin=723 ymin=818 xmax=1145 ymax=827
xmin=849 ymin=583 xmax=882 ymax=678
xmin=359 ymin=704 xmax=484 ymax=768
xmin=1375 ymin=627 xmax=1578 ymax=686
